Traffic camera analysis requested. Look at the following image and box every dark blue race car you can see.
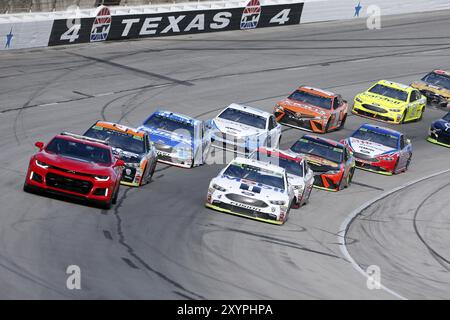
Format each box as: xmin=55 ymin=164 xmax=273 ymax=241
xmin=428 ymin=112 xmax=450 ymax=148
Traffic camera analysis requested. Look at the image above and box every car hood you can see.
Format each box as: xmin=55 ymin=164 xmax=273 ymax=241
xmin=112 ymin=148 xmax=142 ymax=163
xmin=348 ymin=137 xmax=397 ymax=157
xmin=212 ymin=118 xmax=265 ymax=138
xmin=358 ymin=92 xmax=406 ymax=108
xmin=278 ymin=98 xmax=328 ymax=116
xmin=36 ymin=152 xmax=112 ymax=176
xmin=295 ymin=153 xmax=340 ymax=171
xmin=432 ymin=118 xmax=450 ymax=130
xmin=213 ymin=175 xmax=288 ymax=199
xmin=412 ymin=81 xmax=450 ymax=98
xmin=138 ymin=126 xmax=192 ymax=148
xmin=287 ymin=174 xmax=305 ymax=188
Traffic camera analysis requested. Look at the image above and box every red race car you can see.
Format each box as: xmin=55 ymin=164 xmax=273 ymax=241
xmin=24 ymin=132 xmax=124 ymax=209
xmin=289 ymin=135 xmax=356 ymax=192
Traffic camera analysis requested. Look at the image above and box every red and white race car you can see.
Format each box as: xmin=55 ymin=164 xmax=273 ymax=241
xmin=342 ymin=124 xmax=413 ymax=175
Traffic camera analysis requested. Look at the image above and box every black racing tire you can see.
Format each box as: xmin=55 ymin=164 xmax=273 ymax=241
xmin=139 ymin=164 xmax=148 ymax=186
xmin=102 ymin=198 xmax=113 ymax=210
xmin=112 ymin=184 xmax=120 ymax=205
xmin=417 ymin=106 xmax=425 ymax=121
xmin=346 ymin=167 xmax=355 ymax=187
xmin=401 ymin=110 xmax=408 ymax=124
xmin=339 ymin=114 xmax=347 ymax=129
xmin=23 ymin=182 xmax=33 ymax=193
xmin=405 ymin=153 xmax=412 ymax=171
xmin=324 ymin=120 xmax=331 ymax=133
xmin=393 ymin=158 xmax=400 ymax=174
xmin=291 ymin=197 xmax=301 ymax=209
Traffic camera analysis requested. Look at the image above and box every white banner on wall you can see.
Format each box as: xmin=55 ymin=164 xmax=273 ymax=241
xmin=301 ymin=0 xmax=450 ymax=23
xmin=0 ymin=20 xmax=53 ymax=51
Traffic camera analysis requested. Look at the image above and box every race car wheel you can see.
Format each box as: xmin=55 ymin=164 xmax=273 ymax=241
xmin=339 ymin=114 xmax=347 ymax=129
xmin=23 ymin=182 xmax=36 ymax=194
xmin=140 ymin=164 xmax=148 ymax=186
xmin=393 ymin=158 xmax=400 ymax=174
xmin=417 ymin=107 xmax=425 ymax=121
xmin=405 ymin=153 xmax=412 ymax=171
xmin=112 ymin=184 xmax=120 ymax=205
xmin=291 ymin=197 xmax=301 ymax=209
xmin=401 ymin=110 xmax=408 ymax=124
xmin=324 ymin=120 xmax=331 ymax=133
xmin=346 ymin=168 xmax=355 ymax=187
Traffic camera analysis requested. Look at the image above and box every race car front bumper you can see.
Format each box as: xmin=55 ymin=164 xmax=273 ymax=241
xmin=354 ymin=158 xmax=395 ymax=175
xmin=120 ymin=165 xmax=143 ymax=187
xmin=156 ymin=150 xmax=193 ymax=168
xmin=274 ymin=110 xmax=326 ymax=133
xmin=25 ymin=161 xmax=114 ymax=204
xmin=313 ymin=171 xmax=344 ymax=192
xmin=352 ymin=101 xmax=402 ymax=124
xmin=205 ymin=189 xmax=286 ymax=225
xmin=428 ymin=129 xmax=450 ymax=148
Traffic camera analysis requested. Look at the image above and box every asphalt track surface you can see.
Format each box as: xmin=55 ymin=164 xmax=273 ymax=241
xmin=0 ymin=10 xmax=449 ymax=299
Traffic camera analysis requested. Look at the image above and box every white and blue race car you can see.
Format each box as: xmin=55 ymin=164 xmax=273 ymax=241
xmin=206 ymin=157 xmax=295 ymax=225
xmin=138 ymin=110 xmax=211 ymax=168
xmin=208 ymin=103 xmax=282 ymax=156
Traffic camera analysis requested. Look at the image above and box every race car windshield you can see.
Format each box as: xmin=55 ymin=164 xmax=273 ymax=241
xmin=368 ymin=84 xmax=408 ymax=102
xmin=84 ymin=126 xmax=145 ymax=154
xmin=252 ymin=153 xmax=304 ymax=177
xmin=218 ymin=108 xmax=267 ymax=129
xmin=422 ymin=72 xmax=450 ymax=90
xmin=223 ymin=163 xmax=285 ymax=190
xmin=288 ymin=90 xmax=332 ymax=110
xmin=144 ymin=114 xmax=194 ymax=138
xmin=290 ymin=139 xmax=343 ymax=164
xmin=352 ymin=128 xmax=399 ymax=149
xmin=46 ymin=138 xmax=111 ymax=165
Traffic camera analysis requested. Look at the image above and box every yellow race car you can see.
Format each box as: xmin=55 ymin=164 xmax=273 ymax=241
xmin=352 ymin=80 xmax=427 ymax=124
xmin=411 ymin=70 xmax=450 ymax=109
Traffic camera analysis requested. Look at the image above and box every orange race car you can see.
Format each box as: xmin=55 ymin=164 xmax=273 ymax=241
xmin=274 ymin=86 xmax=349 ymax=133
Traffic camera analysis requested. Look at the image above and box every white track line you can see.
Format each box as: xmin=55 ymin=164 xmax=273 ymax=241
xmin=338 ymin=168 xmax=450 ymax=300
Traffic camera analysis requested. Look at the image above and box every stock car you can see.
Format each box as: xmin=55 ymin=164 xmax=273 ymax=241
xmin=23 ymin=132 xmax=124 ymax=209
xmin=411 ymin=70 xmax=450 ymax=109
xmin=138 ymin=110 xmax=211 ymax=168
xmin=84 ymin=121 xmax=158 ymax=186
xmin=205 ymin=157 xmax=295 ymax=225
xmin=428 ymin=111 xmax=450 ymax=148
xmin=274 ymin=86 xmax=348 ymax=133
xmin=250 ymin=148 xmax=314 ymax=208
xmin=342 ymin=124 xmax=413 ymax=175
xmin=289 ymin=135 xmax=355 ymax=192
xmin=208 ymin=103 xmax=282 ymax=155
xmin=353 ymin=80 xmax=427 ymax=124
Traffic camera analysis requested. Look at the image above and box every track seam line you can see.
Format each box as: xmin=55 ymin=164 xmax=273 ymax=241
xmin=338 ymin=168 xmax=450 ymax=300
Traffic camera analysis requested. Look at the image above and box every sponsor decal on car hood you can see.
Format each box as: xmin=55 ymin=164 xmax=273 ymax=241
xmin=280 ymin=98 xmax=327 ymax=116
xmin=36 ymin=152 xmax=112 ymax=176
xmin=299 ymin=154 xmax=339 ymax=168
xmin=411 ymin=81 xmax=450 ymax=99
xmin=139 ymin=126 xmax=192 ymax=149
xmin=213 ymin=118 xmax=265 ymax=137
xmin=112 ymin=148 xmax=141 ymax=163
xmin=349 ymin=137 xmax=396 ymax=157
xmin=216 ymin=175 xmax=287 ymax=197
xmin=360 ymin=92 xmax=405 ymax=107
